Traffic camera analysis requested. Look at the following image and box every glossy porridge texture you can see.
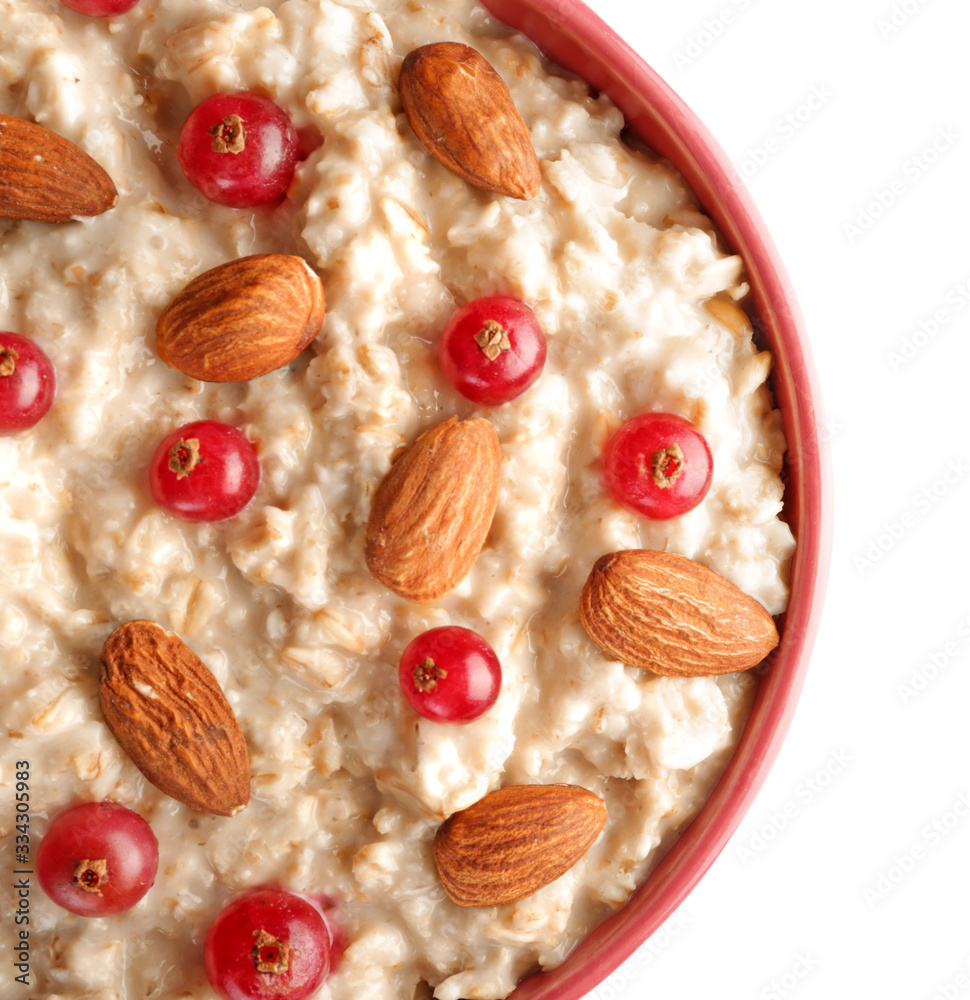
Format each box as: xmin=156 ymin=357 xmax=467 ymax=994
xmin=0 ymin=0 xmax=795 ymax=997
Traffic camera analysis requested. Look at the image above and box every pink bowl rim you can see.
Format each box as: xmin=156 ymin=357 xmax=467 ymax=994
xmin=475 ymin=2 xmax=834 ymax=998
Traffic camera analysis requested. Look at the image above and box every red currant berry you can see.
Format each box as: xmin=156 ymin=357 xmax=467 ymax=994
xmin=149 ymin=420 xmax=260 ymax=522
xmin=204 ymin=888 xmax=331 ymax=1000
xmin=438 ymin=296 xmax=546 ymax=406
xmin=59 ymin=0 xmax=140 ymax=14
xmin=177 ymin=93 xmax=299 ymax=208
xmin=399 ymin=626 xmax=502 ymax=724
xmin=603 ymin=411 xmax=713 ymax=520
xmin=0 ymin=332 xmax=55 ymax=435
xmin=37 ymin=801 xmax=158 ymax=917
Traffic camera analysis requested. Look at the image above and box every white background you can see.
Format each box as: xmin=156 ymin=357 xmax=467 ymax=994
xmin=575 ymin=1 xmax=970 ymax=998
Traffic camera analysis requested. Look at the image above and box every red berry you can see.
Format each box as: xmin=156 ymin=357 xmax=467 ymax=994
xmin=399 ymin=626 xmax=502 ymax=724
xmin=0 ymin=332 xmax=55 ymax=435
xmin=59 ymin=0 xmax=140 ymax=14
xmin=149 ymin=420 xmax=260 ymax=522
xmin=438 ymin=296 xmax=546 ymax=406
xmin=177 ymin=93 xmax=299 ymax=207
xmin=204 ymin=888 xmax=331 ymax=1000
xmin=603 ymin=411 xmax=713 ymax=520
xmin=37 ymin=801 xmax=158 ymax=917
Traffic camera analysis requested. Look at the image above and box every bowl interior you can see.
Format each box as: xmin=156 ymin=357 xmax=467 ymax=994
xmin=478 ymin=2 xmax=833 ymax=997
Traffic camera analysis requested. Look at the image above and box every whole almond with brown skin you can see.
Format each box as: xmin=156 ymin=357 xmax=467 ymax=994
xmin=0 ymin=114 xmax=117 ymax=222
xmin=580 ymin=549 xmax=780 ymax=676
xmin=365 ymin=415 xmax=501 ymax=603
xmin=399 ymin=42 xmax=541 ymax=200
xmin=100 ymin=620 xmax=250 ymax=817
xmin=155 ymin=254 xmax=325 ymax=382
xmin=434 ymin=784 xmax=607 ymax=907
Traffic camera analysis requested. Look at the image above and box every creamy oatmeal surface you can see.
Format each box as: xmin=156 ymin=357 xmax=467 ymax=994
xmin=0 ymin=0 xmax=795 ymax=997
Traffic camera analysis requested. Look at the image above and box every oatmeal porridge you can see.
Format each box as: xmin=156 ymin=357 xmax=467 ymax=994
xmin=0 ymin=0 xmax=795 ymax=997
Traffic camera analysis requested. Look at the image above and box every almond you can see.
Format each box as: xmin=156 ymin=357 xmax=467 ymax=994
xmin=99 ymin=620 xmax=250 ymax=817
xmin=399 ymin=42 xmax=541 ymax=200
xmin=155 ymin=253 xmax=325 ymax=382
xmin=365 ymin=415 xmax=501 ymax=603
xmin=579 ymin=549 xmax=780 ymax=676
xmin=0 ymin=114 xmax=117 ymax=222
xmin=433 ymin=784 xmax=607 ymax=907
